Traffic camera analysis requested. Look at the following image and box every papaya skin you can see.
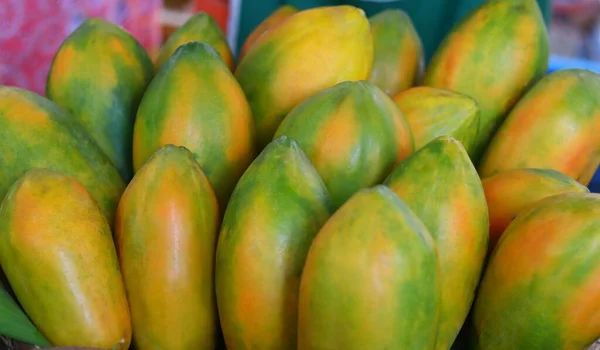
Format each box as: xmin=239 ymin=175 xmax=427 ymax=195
xmin=368 ymin=9 xmax=424 ymax=96
xmin=0 ymin=168 xmax=131 ymax=348
xmin=473 ymin=193 xmax=600 ymax=349
xmin=274 ymin=81 xmax=414 ymax=209
xmin=235 ymin=5 xmax=374 ymax=149
xmin=423 ymin=0 xmax=549 ymax=162
xmin=215 ymin=136 xmax=331 ymax=349
xmin=116 ymin=145 xmax=220 ymax=350
xmin=156 ymin=12 xmax=234 ymax=71
xmin=47 ymin=18 xmax=154 ymax=182
xmin=384 ymin=136 xmax=489 ymax=349
xmin=238 ymin=5 xmax=298 ymax=62
xmin=298 ymin=185 xmax=440 ymax=350
xmin=482 ymin=168 xmax=589 ymax=249
xmin=479 ymin=69 xmax=600 ymax=186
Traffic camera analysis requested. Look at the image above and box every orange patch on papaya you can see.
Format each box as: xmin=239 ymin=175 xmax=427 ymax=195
xmin=387 ymin=100 xmax=413 ymax=162
xmin=49 ymin=45 xmax=77 ymax=83
xmin=109 ymin=38 xmax=137 ymax=66
xmin=312 ymin=102 xmax=356 ymax=168
xmin=563 ymin=266 xmax=600 ymax=347
xmin=158 ymin=73 xmax=197 ymax=149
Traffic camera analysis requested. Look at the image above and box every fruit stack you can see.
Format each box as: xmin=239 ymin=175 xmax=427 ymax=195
xmin=1 ymin=1 xmax=600 ymax=349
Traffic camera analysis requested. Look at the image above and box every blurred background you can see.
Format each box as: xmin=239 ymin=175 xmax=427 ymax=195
xmin=1 ymin=0 xmax=600 ymax=96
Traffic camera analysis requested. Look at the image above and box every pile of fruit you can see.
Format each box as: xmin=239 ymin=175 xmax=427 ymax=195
xmin=1 ymin=0 xmax=600 ymax=349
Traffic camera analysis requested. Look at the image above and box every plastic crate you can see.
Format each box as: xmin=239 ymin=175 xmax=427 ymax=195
xmin=548 ymin=55 xmax=600 ymax=193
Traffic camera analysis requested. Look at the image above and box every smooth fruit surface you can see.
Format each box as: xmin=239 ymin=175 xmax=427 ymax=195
xmin=298 ymin=185 xmax=439 ymax=350
xmin=479 ymin=69 xmax=600 ymax=185
xmin=47 ymin=18 xmax=154 ymax=181
xmin=116 ymin=145 xmax=219 ymax=350
xmin=156 ymin=12 xmax=234 ymax=71
xmin=473 ymin=193 xmax=600 ymax=350
xmin=274 ymin=81 xmax=413 ymax=209
xmin=393 ymin=86 xmax=480 ymax=156
xmin=235 ymin=5 xmax=373 ymax=148
xmin=368 ymin=9 xmax=423 ymax=96
xmin=0 ymin=86 xmax=125 ymax=225
xmin=423 ymin=0 xmax=549 ymax=161
xmin=216 ymin=136 xmax=331 ymax=350
xmin=133 ymin=42 xmax=256 ymax=209
xmin=482 ymin=168 xmax=589 ymax=248
xmin=384 ymin=136 xmax=489 ymax=349
xmin=0 ymin=169 xmax=131 ymax=348
xmin=238 ymin=5 xmax=298 ymax=61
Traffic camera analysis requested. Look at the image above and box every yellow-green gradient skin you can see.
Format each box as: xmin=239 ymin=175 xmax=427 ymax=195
xmin=393 ymin=86 xmax=480 ymax=157
xmin=298 ymin=186 xmax=440 ymax=350
xmin=0 ymin=169 xmax=131 ymax=348
xmin=0 ymin=86 xmax=125 ymax=225
xmin=473 ymin=193 xmax=600 ymax=350
xmin=368 ymin=9 xmax=424 ymax=96
xmin=116 ymin=145 xmax=219 ymax=350
xmin=47 ymin=18 xmax=154 ymax=182
xmin=482 ymin=168 xmax=589 ymax=249
xmin=133 ymin=42 xmax=256 ymax=210
xmin=479 ymin=69 xmax=600 ymax=186
xmin=423 ymin=0 xmax=549 ymax=162
xmin=156 ymin=12 xmax=234 ymax=72
xmin=235 ymin=5 xmax=374 ymax=149
xmin=274 ymin=81 xmax=414 ymax=209
xmin=216 ymin=136 xmax=331 ymax=350
xmin=384 ymin=136 xmax=488 ymax=349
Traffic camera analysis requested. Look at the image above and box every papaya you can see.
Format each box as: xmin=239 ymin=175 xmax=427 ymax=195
xmin=116 ymin=145 xmax=219 ymax=350
xmin=482 ymin=168 xmax=589 ymax=248
xmin=0 ymin=168 xmax=131 ymax=348
xmin=156 ymin=12 xmax=234 ymax=71
xmin=423 ymin=0 xmax=549 ymax=162
xmin=383 ymin=136 xmax=488 ymax=350
xmin=472 ymin=192 xmax=600 ymax=350
xmin=298 ymin=185 xmax=439 ymax=349
xmin=368 ymin=9 xmax=423 ymax=96
xmin=393 ymin=86 xmax=480 ymax=156
xmin=274 ymin=81 xmax=413 ymax=209
xmin=0 ymin=86 xmax=125 ymax=225
xmin=133 ymin=42 xmax=256 ymax=210
xmin=46 ymin=18 xmax=154 ymax=182
xmin=479 ymin=69 xmax=600 ymax=186
xmin=235 ymin=5 xmax=373 ymax=148
xmin=238 ymin=5 xmax=298 ymax=62
xmin=215 ymin=136 xmax=331 ymax=350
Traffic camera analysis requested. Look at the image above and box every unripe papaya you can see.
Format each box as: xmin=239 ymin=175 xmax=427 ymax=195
xmin=479 ymin=69 xmax=600 ymax=186
xmin=116 ymin=145 xmax=220 ymax=350
xmin=216 ymin=136 xmax=331 ymax=349
xmin=423 ymin=0 xmax=549 ymax=162
xmin=0 ymin=169 xmax=131 ymax=348
xmin=298 ymin=185 xmax=439 ymax=350
xmin=274 ymin=81 xmax=413 ymax=209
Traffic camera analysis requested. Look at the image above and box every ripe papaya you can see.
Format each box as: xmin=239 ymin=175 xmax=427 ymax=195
xmin=479 ymin=69 xmax=600 ymax=186
xmin=215 ymin=136 xmax=331 ymax=349
xmin=423 ymin=0 xmax=549 ymax=162
xmin=472 ymin=193 xmax=600 ymax=350
xmin=368 ymin=9 xmax=423 ymax=96
xmin=274 ymin=81 xmax=413 ymax=209
xmin=482 ymin=168 xmax=589 ymax=248
xmin=235 ymin=5 xmax=373 ymax=148
xmin=47 ymin=18 xmax=154 ymax=182
xmin=116 ymin=145 xmax=219 ymax=350
xmin=0 ymin=169 xmax=131 ymax=348
xmin=156 ymin=12 xmax=234 ymax=71
xmin=238 ymin=5 xmax=298 ymax=62
xmin=393 ymin=86 xmax=480 ymax=156
xmin=384 ymin=136 xmax=488 ymax=350
xmin=298 ymin=185 xmax=439 ymax=349
xmin=0 ymin=86 xmax=125 ymax=225
xmin=133 ymin=42 xmax=256 ymax=210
